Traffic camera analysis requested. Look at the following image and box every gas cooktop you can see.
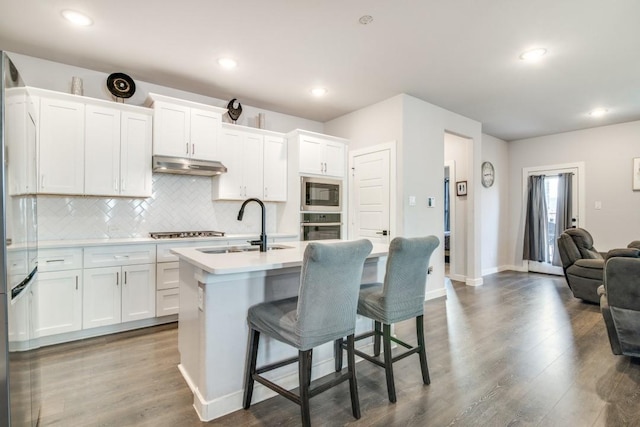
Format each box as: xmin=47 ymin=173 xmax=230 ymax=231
xmin=149 ymin=231 xmax=225 ymax=239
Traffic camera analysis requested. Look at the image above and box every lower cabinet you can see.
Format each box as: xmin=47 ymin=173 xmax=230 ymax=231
xmin=156 ymin=261 xmax=179 ymax=316
xmin=83 ymin=263 xmax=156 ymax=329
xmin=36 ymin=269 xmax=83 ymax=337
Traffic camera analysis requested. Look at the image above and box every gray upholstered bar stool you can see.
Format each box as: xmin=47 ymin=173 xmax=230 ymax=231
xmin=335 ymin=236 xmax=439 ymax=403
xmin=243 ymin=239 xmax=373 ymax=427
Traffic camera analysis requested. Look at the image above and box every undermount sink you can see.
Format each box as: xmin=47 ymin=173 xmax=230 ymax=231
xmin=197 ymin=244 xmax=293 ymax=254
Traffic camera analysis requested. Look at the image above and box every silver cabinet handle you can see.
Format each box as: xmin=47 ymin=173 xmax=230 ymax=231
xmin=186 ymin=142 xmax=189 ymax=155
xmin=264 ymin=187 xmax=268 ymax=198
xmin=116 ymin=272 xmax=119 ymax=285
xmin=113 ymin=255 xmax=129 ymax=259
xmin=75 ymin=276 xmax=78 ymax=290
xmin=45 ymin=259 xmax=65 ymax=263
xmin=124 ymin=271 xmax=127 ymax=284
xmin=192 ymin=144 xmax=195 ymax=155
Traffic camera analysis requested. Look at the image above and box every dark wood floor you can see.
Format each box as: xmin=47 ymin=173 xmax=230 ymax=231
xmin=34 ymin=271 xmax=640 ymax=426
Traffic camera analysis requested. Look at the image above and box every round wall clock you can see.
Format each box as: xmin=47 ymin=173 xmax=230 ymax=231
xmin=481 ymin=161 xmax=495 ymax=188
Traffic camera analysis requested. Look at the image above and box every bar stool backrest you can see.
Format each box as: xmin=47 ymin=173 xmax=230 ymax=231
xmin=296 ymin=239 xmax=373 ymax=350
xmin=381 ymin=236 xmax=440 ymax=322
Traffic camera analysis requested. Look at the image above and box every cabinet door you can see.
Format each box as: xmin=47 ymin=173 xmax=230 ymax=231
xmin=121 ymin=264 xmax=156 ymax=322
xmin=153 ymin=102 xmax=190 ymax=157
xmin=298 ymin=136 xmax=324 ymax=175
xmin=38 ymin=97 xmax=85 ymax=194
xmin=323 ymin=140 xmax=345 ymax=178
xmin=5 ymin=92 xmax=37 ymax=195
xmin=36 ymin=270 xmax=82 ymax=337
xmin=263 ymin=135 xmax=287 ymax=201
xmin=83 ymin=266 xmax=121 ymax=328
xmin=189 ymin=108 xmax=221 ymax=161
xmin=84 ymin=104 xmax=121 ymax=196
xmin=213 ymin=129 xmax=244 ymax=200
xmin=120 ymin=111 xmax=152 ymax=197
xmin=243 ymin=133 xmax=264 ymax=198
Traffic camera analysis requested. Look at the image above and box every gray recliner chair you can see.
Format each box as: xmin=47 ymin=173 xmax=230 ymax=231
xmin=598 ymin=248 xmax=640 ymax=357
xmin=557 ymin=228 xmax=607 ymax=303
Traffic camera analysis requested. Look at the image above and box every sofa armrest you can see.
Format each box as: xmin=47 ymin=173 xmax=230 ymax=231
xmin=605 ymin=248 xmax=640 ymax=260
xmin=628 ymin=241 xmax=640 ymax=250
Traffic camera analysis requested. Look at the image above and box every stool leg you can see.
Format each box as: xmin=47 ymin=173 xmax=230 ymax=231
xmin=346 ymin=334 xmax=361 ymax=419
xmin=334 ymin=338 xmax=344 ymax=372
xmin=243 ymin=328 xmax=260 ymax=409
xmin=374 ymin=321 xmax=382 ymax=356
xmin=416 ymin=315 xmax=431 ymax=385
xmin=299 ymin=349 xmax=312 ymax=427
xmin=382 ymin=323 xmax=397 ymax=403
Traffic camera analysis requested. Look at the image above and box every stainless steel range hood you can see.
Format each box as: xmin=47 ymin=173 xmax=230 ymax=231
xmin=152 ymin=155 xmax=227 ymax=176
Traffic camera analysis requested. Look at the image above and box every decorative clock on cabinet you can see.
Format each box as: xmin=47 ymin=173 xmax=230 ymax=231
xmin=481 ymin=161 xmax=495 ymax=188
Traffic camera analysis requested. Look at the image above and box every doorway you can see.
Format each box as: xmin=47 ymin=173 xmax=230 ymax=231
xmin=348 ymin=142 xmax=395 ymax=244
xmin=522 ymin=163 xmax=584 ymax=275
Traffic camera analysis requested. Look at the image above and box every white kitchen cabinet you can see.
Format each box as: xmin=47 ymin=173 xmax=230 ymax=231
xmin=83 ymin=245 xmax=156 ymax=329
xmin=147 ymin=93 xmax=226 ymax=161
xmin=263 ymin=135 xmax=288 ymax=201
xmin=83 ymin=266 xmax=121 ymax=328
xmin=36 ymin=248 xmax=84 ymax=338
xmin=38 ymin=95 xmax=85 ymax=194
xmin=156 ymin=261 xmax=179 ymax=316
xmin=84 ymin=105 xmax=152 ymax=197
xmin=296 ymin=131 xmax=346 ymax=178
xmin=5 ymin=88 xmax=38 ymax=195
xmin=213 ymin=126 xmax=264 ymax=200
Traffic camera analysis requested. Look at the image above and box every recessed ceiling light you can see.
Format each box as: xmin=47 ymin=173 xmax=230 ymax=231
xmin=519 ymin=48 xmax=547 ymax=61
xmin=310 ymin=87 xmax=328 ymax=97
xmin=589 ymin=108 xmax=608 ymax=117
xmin=217 ymin=58 xmax=237 ymax=69
xmin=61 ymin=10 xmax=93 ymax=26
xmin=359 ymin=15 xmax=374 ymax=25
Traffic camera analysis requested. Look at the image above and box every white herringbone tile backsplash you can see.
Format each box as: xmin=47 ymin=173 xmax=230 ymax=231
xmin=37 ymin=174 xmax=278 ymax=240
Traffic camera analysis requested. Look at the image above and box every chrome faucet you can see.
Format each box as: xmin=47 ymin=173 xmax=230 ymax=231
xmin=237 ymin=198 xmax=267 ymax=252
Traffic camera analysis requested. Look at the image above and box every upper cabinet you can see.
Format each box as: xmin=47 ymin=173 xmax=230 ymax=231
xmin=292 ymin=130 xmax=347 ymax=178
xmin=213 ymin=124 xmax=287 ymax=201
xmin=146 ymin=93 xmax=227 ymax=161
xmin=84 ymin=105 xmax=152 ymax=197
xmin=38 ymin=95 xmax=85 ymax=194
xmin=23 ymin=87 xmax=152 ymax=197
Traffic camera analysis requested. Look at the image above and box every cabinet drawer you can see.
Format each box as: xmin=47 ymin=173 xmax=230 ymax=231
xmin=156 ymin=262 xmax=179 ymax=290
xmin=84 ymin=244 xmax=156 ymax=268
xmin=39 ymin=248 xmax=83 ymax=272
xmin=156 ymin=288 xmax=179 ymax=317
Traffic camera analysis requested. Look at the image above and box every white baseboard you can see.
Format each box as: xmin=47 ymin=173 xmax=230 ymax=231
xmin=465 ymin=277 xmax=483 ymax=287
xmin=183 ymin=341 xmax=375 ymax=422
xmin=506 ymin=264 xmax=529 ymax=272
xmin=481 ymin=265 xmax=513 ymax=276
xmin=426 ymin=287 xmax=447 ymax=301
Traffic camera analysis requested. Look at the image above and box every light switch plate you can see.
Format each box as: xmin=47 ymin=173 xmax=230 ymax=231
xmin=409 ymin=196 xmax=416 ymax=206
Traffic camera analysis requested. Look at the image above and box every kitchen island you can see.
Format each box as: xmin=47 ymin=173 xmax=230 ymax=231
xmin=171 ymin=240 xmax=389 ymax=422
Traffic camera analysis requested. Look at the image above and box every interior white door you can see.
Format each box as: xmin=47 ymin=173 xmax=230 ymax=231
xmin=351 ymin=148 xmax=391 ymax=244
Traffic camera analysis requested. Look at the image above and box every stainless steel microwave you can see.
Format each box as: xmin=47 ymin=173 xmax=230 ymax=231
xmin=300 ymin=176 xmax=342 ymax=212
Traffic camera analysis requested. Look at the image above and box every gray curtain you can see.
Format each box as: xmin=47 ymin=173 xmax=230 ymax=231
xmin=523 ymin=175 xmax=549 ymax=262
xmin=552 ymin=172 xmax=573 ymax=266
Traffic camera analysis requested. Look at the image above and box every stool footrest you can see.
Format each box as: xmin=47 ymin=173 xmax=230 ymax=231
xmin=256 ymin=355 xmax=299 ymax=374
xmin=252 ymin=369 xmax=353 ymax=404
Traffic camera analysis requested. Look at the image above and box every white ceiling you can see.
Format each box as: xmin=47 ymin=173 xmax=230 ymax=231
xmin=1 ymin=0 xmax=639 ymax=141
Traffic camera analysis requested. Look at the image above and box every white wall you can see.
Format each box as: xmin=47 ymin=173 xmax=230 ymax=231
xmin=508 ymin=120 xmax=640 ymax=265
xmin=480 ymin=133 xmax=510 ymax=274
xmin=326 ymin=93 xmax=483 ymax=298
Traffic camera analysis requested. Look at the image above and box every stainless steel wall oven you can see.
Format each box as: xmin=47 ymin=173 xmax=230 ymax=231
xmin=300 ymin=213 xmax=342 ymax=241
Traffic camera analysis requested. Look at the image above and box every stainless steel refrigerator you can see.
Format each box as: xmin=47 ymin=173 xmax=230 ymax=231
xmin=1 ymin=52 xmax=41 ymax=426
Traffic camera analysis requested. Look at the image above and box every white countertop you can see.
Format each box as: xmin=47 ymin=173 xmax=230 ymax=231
xmin=36 ymin=233 xmax=298 ymax=249
xmin=171 ymin=240 xmax=389 ymax=275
